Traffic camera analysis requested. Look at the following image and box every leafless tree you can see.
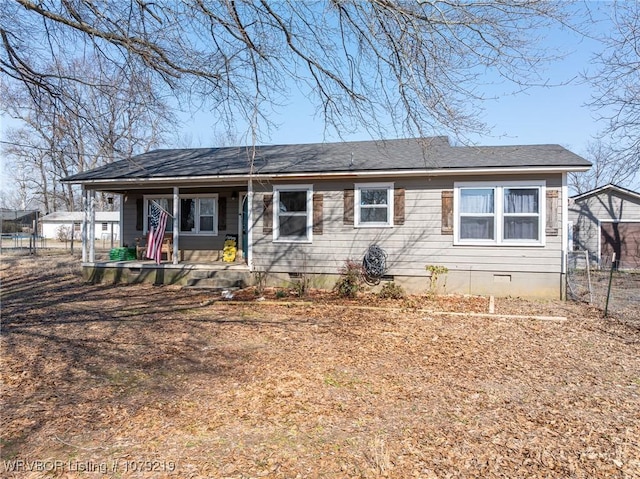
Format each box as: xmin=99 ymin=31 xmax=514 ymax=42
xmin=1 ymin=55 xmax=174 ymax=211
xmin=569 ymin=140 xmax=637 ymax=195
xmin=1 ymin=0 xmax=578 ymax=141
xmin=587 ymin=1 xmax=640 ymax=179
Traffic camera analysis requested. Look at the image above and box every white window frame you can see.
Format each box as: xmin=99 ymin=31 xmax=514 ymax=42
xmin=273 ymin=184 xmax=313 ymax=243
xmin=454 ymin=180 xmax=546 ymax=246
xmin=143 ymin=194 xmax=219 ymax=236
xmin=355 ymin=182 xmax=394 ymax=228
xmin=178 ymin=194 xmax=219 ymax=236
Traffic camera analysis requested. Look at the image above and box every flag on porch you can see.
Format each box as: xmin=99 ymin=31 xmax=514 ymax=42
xmin=145 ymin=201 xmax=169 ymax=264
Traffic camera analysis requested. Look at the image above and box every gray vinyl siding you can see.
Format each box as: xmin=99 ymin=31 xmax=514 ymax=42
xmin=251 ymin=174 xmax=564 ymax=277
xmin=569 ymin=190 xmax=640 ymax=262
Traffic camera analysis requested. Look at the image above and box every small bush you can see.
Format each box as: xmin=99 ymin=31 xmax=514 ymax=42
xmin=275 ymin=289 xmax=287 ymax=299
xmin=334 ymin=259 xmax=364 ymax=298
xmin=426 ymin=264 xmax=449 ymax=295
xmin=291 ymin=276 xmax=310 ymax=297
xmin=253 ymin=271 xmax=267 ymax=296
xmin=56 ymin=225 xmax=71 ymax=243
xmin=378 ymin=281 xmax=405 ymax=299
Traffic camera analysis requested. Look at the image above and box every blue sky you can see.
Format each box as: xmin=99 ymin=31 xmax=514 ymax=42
xmin=179 ymin=3 xmax=610 ymax=161
xmin=0 ymin=2 xmax=627 ymax=197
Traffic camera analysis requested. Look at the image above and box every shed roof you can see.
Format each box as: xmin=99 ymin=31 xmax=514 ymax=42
xmin=41 ymin=211 xmax=120 ymax=222
xmin=571 ymin=183 xmax=640 ymax=202
xmin=63 ymin=137 xmax=591 ymax=184
xmin=0 ymin=209 xmax=38 ymax=221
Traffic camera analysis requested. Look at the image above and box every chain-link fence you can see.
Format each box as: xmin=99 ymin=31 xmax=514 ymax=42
xmin=567 ymin=251 xmax=640 ymax=328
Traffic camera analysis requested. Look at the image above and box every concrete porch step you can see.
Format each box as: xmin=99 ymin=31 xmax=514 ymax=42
xmin=184 ymin=270 xmax=251 ymax=289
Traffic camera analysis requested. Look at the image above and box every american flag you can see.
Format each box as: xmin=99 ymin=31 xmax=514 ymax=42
xmin=145 ymin=201 xmax=169 ymax=264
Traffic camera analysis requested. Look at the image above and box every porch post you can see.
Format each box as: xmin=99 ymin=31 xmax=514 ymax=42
xmin=173 ymin=186 xmax=179 ymax=264
xmin=118 ymin=193 xmax=124 ymax=247
xmin=247 ymin=178 xmax=253 ymax=270
xmin=82 ymin=187 xmax=88 ymax=262
xmin=89 ymin=190 xmax=96 ymax=262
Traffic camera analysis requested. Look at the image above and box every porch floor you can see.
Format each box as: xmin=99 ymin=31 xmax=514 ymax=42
xmin=84 ymin=259 xmax=249 ymax=270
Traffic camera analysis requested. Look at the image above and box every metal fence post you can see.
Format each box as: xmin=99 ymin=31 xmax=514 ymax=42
xmin=604 ymin=253 xmax=616 ymax=318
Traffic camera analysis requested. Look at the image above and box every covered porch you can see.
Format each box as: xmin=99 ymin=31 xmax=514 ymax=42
xmin=82 ymin=182 xmax=251 ymax=269
xmin=79 ymin=180 xmax=254 ymax=287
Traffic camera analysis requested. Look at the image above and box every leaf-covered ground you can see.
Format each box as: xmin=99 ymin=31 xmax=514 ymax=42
xmin=1 ymin=254 xmax=639 ymax=478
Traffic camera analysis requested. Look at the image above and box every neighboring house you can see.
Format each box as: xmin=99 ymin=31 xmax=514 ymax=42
xmin=569 ymin=184 xmax=640 ymax=270
xmin=62 ymin=137 xmax=590 ymax=298
xmin=40 ymin=211 xmax=120 ymax=242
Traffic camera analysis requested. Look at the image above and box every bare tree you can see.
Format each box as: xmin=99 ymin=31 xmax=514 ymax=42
xmin=569 ymin=140 xmax=637 ymax=195
xmin=1 ymin=55 xmax=174 ymax=211
xmin=1 ymin=0 xmax=577 ymax=141
xmin=587 ymin=1 xmax=640 ymax=179
xmin=0 ymin=153 xmax=38 ymax=210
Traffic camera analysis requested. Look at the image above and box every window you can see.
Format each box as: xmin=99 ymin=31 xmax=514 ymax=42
xmin=355 ymin=183 xmax=394 ymax=227
xmin=503 ymin=188 xmax=540 ymax=241
xmin=454 ymin=181 xmax=544 ymax=246
xmin=180 ymin=196 xmax=218 ymax=235
xmin=144 ymin=194 xmax=218 ymax=236
xmin=274 ymin=185 xmax=312 ymax=242
xmin=101 ymin=222 xmax=108 ymax=231
xmin=144 ymin=197 xmax=173 ymax=234
xmin=459 ymin=188 xmax=495 ymax=240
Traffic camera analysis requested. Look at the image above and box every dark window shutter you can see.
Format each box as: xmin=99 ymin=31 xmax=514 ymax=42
xmin=546 ymin=189 xmax=559 ymax=236
xmin=218 ymin=196 xmax=227 ymax=231
xmin=136 ymin=198 xmax=143 ymax=231
xmin=394 ymin=188 xmax=405 ymax=225
xmin=313 ymin=193 xmax=323 ymax=235
xmin=441 ymin=190 xmax=454 ymax=235
xmin=344 ymin=189 xmax=354 ymax=225
xmin=263 ymin=194 xmax=273 ymax=235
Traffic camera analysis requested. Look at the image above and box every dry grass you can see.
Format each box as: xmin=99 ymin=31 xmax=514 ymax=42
xmin=1 ymin=254 xmax=639 ymax=478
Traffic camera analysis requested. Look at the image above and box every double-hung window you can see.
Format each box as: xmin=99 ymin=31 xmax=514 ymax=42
xmin=274 ymin=185 xmax=312 ymax=242
xmin=180 ymin=196 xmax=218 ymax=235
xmin=454 ymin=181 xmax=544 ymax=246
xmin=503 ymin=187 xmax=541 ymax=241
xmin=355 ymin=183 xmax=394 ymax=227
xmin=144 ymin=195 xmax=218 ymax=235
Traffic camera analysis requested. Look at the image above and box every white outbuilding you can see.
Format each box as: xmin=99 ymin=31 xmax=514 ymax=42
xmin=40 ymin=211 xmax=120 ymax=244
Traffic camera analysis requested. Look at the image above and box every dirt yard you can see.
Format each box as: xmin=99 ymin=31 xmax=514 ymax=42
xmin=2 ymin=254 xmax=639 ymax=478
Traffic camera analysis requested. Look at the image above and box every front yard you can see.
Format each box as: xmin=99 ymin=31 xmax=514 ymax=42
xmin=1 ymin=254 xmax=639 ymax=478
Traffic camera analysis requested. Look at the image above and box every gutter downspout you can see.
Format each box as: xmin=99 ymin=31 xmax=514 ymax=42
xmin=561 ymin=172 xmax=568 ymax=300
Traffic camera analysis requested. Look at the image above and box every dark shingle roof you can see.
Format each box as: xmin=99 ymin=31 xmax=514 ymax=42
xmin=63 ymin=137 xmax=590 ymax=183
xmin=571 ymin=183 xmax=640 ymax=201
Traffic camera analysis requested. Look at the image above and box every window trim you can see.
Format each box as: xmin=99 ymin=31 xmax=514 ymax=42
xmin=143 ymin=194 xmax=219 ymax=236
xmin=273 ymin=184 xmax=313 ymax=243
xmin=179 ymin=194 xmax=219 ymax=236
xmin=453 ymin=181 xmax=546 ymax=246
xmin=354 ymin=182 xmax=394 ymax=228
